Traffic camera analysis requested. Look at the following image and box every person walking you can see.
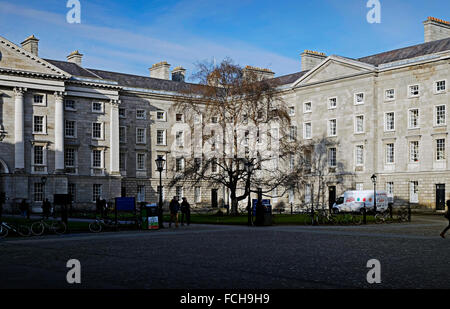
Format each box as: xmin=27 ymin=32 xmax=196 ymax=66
xmin=440 ymin=200 xmax=450 ymax=238
xmin=169 ymin=196 xmax=180 ymax=228
xmin=180 ymin=197 xmax=191 ymax=226
xmin=42 ymin=198 xmax=51 ymax=219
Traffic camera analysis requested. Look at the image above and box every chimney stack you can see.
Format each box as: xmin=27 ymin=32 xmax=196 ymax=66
xmin=67 ymin=50 xmax=83 ymax=66
xmin=424 ymin=17 xmax=450 ymax=42
xmin=243 ymin=66 xmax=275 ymax=81
xmin=21 ymin=35 xmax=39 ymax=56
xmin=301 ymin=50 xmax=327 ymax=71
xmin=172 ymin=66 xmax=186 ymax=82
xmin=149 ymin=61 xmax=171 ymax=80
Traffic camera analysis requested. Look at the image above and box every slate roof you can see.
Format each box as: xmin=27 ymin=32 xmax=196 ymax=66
xmin=44 ymin=59 xmax=101 ymax=79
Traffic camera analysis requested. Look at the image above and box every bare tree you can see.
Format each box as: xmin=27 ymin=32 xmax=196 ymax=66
xmin=168 ymin=58 xmax=304 ymax=215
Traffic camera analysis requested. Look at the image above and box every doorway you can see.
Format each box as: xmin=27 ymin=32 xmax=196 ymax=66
xmin=211 ymin=189 xmax=218 ymax=208
xmin=328 ymin=186 xmax=336 ymax=210
xmin=436 ymin=184 xmax=445 ymax=211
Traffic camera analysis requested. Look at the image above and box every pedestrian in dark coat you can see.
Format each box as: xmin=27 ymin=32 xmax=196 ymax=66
xmin=180 ymin=197 xmax=191 ymax=226
xmin=169 ymin=196 xmax=180 ymax=228
xmin=440 ymin=200 xmax=450 ymax=238
xmin=42 ymin=199 xmax=51 ymax=219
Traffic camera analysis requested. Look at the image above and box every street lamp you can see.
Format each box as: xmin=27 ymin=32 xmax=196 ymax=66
xmin=371 ymin=174 xmax=377 ymax=213
xmin=245 ymin=159 xmax=254 ymax=226
xmin=155 ymin=156 xmax=166 ymax=229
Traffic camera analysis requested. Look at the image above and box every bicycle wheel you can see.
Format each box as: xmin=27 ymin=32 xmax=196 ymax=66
xmin=375 ymin=213 xmax=384 ymax=224
xmin=17 ymin=225 xmax=31 ymax=237
xmin=352 ymin=214 xmax=362 ymax=225
xmin=51 ymin=221 xmax=67 ymax=235
xmin=31 ymin=222 xmax=45 ymax=236
xmin=89 ymin=221 xmax=102 ymax=233
xmin=0 ymin=225 xmax=8 ymax=239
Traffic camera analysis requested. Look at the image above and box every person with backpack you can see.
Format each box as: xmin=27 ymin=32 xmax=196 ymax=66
xmin=440 ymin=200 xmax=450 ymax=238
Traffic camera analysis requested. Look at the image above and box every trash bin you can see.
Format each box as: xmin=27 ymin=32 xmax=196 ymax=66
xmin=142 ymin=204 xmax=159 ymax=230
xmin=263 ymin=205 xmax=272 ymax=226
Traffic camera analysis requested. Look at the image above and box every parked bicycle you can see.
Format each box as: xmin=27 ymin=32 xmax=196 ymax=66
xmin=31 ymin=219 xmax=67 ymax=236
xmin=375 ymin=208 xmax=408 ymax=224
xmin=89 ymin=217 xmax=118 ymax=233
xmin=0 ymin=221 xmax=32 ymax=238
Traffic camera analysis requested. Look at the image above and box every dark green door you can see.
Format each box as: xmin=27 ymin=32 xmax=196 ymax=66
xmin=436 ymin=184 xmax=445 ymax=211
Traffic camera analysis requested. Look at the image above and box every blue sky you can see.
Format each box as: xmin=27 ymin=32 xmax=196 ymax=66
xmin=0 ymin=0 xmax=449 ymax=79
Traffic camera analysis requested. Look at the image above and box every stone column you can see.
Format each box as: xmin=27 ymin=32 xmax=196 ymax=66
xmin=54 ymin=92 xmax=65 ymax=172
xmin=14 ymin=87 xmax=26 ymax=171
xmin=110 ymin=99 xmax=120 ymax=175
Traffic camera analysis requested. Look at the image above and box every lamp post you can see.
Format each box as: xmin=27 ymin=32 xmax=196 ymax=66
xmin=371 ymin=174 xmax=377 ymax=214
xmin=245 ymin=159 xmax=254 ymax=226
xmin=155 ymin=157 xmax=166 ymax=229
xmin=41 ymin=176 xmax=47 ymax=218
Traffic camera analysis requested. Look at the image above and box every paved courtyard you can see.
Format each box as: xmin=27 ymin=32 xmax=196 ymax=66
xmin=0 ymin=215 xmax=449 ymax=289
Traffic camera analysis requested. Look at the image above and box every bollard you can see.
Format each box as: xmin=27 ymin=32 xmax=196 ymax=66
xmin=408 ymin=202 xmax=411 ymax=222
xmin=363 ymin=203 xmax=367 ymax=225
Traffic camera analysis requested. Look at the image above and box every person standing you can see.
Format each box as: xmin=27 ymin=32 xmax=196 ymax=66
xmin=19 ymin=199 xmax=27 ymax=218
xmin=169 ymin=196 xmax=180 ymax=228
xmin=180 ymin=197 xmax=191 ymax=226
xmin=42 ymin=198 xmax=51 ymax=219
xmin=440 ymin=200 xmax=450 ymax=238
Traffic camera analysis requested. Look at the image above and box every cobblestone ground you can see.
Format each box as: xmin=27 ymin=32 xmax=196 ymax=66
xmin=0 ymin=215 xmax=449 ymax=289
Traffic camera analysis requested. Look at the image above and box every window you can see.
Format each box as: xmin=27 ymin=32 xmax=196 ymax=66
xmin=119 ymin=153 xmax=126 ymax=171
xmin=408 ymin=109 xmax=419 ymax=129
xmin=119 ymin=108 xmax=126 ymax=118
xmin=33 ymin=116 xmax=45 ymax=134
xmin=136 ymin=109 xmax=146 ymax=119
xmin=92 ymin=150 xmax=103 ymax=168
xmin=65 ymin=99 xmax=75 ymax=110
xmin=355 ymin=115 xmax=364 ymax=133
xmin=409 ymin=85 xmax=419 ymax=97
xmin=328 ymin=119 xmax=337 ymax=136
xmin=305 ymin=184 xmax=311 ymax=204
xmin=156 ymin=111 xmax=166 ymax=121
xmin=156 ymin=130 xmax=166 ymax=145
xmin=386 ymin=143 xmax=395 ymax=164
xmin=288 ymin=106 xmax=295 ymax=116
xmin=137 ymin=185 xmax=146 ymax=202
xmin=65 ymin=148 xmax=76 ymax=167
xmin=288 ymin=188 xmax=294 ymax=204
xmin=356 ymin=183 xmax=364 ymax=191
xmin=93 ymin=184 xmax=102 ymax=202
xmin=65 ymin=120 xmax=76 ymax=138
xmin=354 ymin=93 xmax=364 ymax=105
xmin=211 ymin=158 xmax=218 ymax=173
xmin=176 ymin=131 xmax=184 ymax=147
xmin=328 ymin=97 xmax=337 ymax=109
xmin=119 ymin=126 xmax=126 ymax=143
xmin=328 ymin=148 xmax=337 ymax=167
xmin=385 ymin=112 xmax=395 ymax=131
xmin=194 ymin=158 xmax=202 ymax=171
xmin=34 ymin=183 xmax=44 ymax=202
xmin=386 ymin=182 xmax=394 ymax=196
xmin=356 ymin=145 xmax=364 ymax=166
xmin=385 ymin=89 xmax=395 ymax=100
xmin=410 ymin=181 xmax=419 ymax=203
xmin=92 ymin=101 xmax=103 ymax=113
xmin=304 ymin=102 xmax=312 ymax=113
xmin=68 ymin=183 xmax=76 ymax=202
xmin=436 ymin=80 xmax=446 ymax=93
xmin=176 ymin=186 xmax=183 ymax=200
xmin=176 ymin=114 xmax=184 ymax=122
xmin=436 ymin=139 xmax=446 ymax=161
xmin=211 ymin=116 xmax=218 ymax=123
xmin=92 ymin=122 xmax=103 ymax=139
xmin=176 ymin=157 xmax=184 ymax=172
xmin=435 ymin=105 xmax=446 ymax=126
xmin=137 ymin=153 xmax=146 ymax=170
xmin=289 ymin=154 xmax=295 ymax=171
xmin=194 ymin=114 xmax=202 ymax=124
xmin=136 ymin=128 xmax=146 ymax=144
xmin=289 ymin=126 xmax=297 ymax=141
xmin=33 ymin=94 xmax=44 ymax=105
xmin=410 ymin=141 xmax=419 ymax=163
xmin=304 ymin=122 xmax=312 ymax=139
xmin=34 ymin=145 xmax=44 ymax=165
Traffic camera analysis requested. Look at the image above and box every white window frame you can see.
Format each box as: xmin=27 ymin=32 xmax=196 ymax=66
xmin=409 ymin=141 xmax=419 ymax=163
xmin=136 ymin=153 xmax=146 ymax=171
xmin=176 ymin=186 xmax=184 ymax=200
xmin=65 ymin=120 xmax=77 ymax=138
xmin=328 ymin=147 xmax=337 ymax=167
xmin=354 ymin=114 xmax=365 ymax=134
xmin=33 ymin=115 xmax=47 ymax=134
xmin=303 ymin=102 xmax=312 ymax=113
xmin=328 ymin=119 xmax=337 ymax=137
xmin=137 ymin=185 xmax=146 ymax=203
xmin=64 ymin=99 xmax=76 ymax=111
xmin=136 ymin=127 xmax=147 ymax=144
xmin=410 ymin=181 xmax=419 ymax=203
xmin=119 ymin=126 xmax=127 ymax=143
xmin=288 ymin=106 xmax=296 ymax=116
xmin=435 ymin=105 xmax=446 ymax=126
xmin=289 ymin=126 xmax=297 ymax=141
xmin=408 ymin=108 xmax=420 ymax=129
xmin=156 ymin=130 xmax=167 ymax=146
xmin=194 ymin=186 xmax=202 ymax=203
xmin=176 ymin=157 xmax=185 ymax=172
xmin=64 ymin=147 xmax=77 ymax=168
xmin=386 ymin=182 xmax=394 ymax=196
xmin=436 ymin=138 xmax=446 ymax=161
xmin=136 ymin=109 xmax=147 ymax=120
xmin=435 ymin=80 xmax=446 ymax=94
xmin=156 ymin=111 xmax=166 ymax=121
xmin=92 ymin=122 xmax=104 ymax=140
xmin=175 ymin=113 xmax=185 ymax=122
xmin=384 ymin=89 xmax=395 ymax=101
xmin=408 ymin=84 xmax=420 ymax=98
xmin=303 ymin=122 xmax=312 ymax=139
xmin=119 ymin=108 xmax=126 ymax=118
xmin=92 ymin=184 xmax=102 ymax=202
xmin=33 ymin=182 xmax=45 ymax=203
xmin=355 ymin=144 xmax=364 ymax=166
xmin=354 ymin=92 xmax=365 ymax=105
xmin=328 ymin=97 xmax=337 ymax=109
xmin=91 ymin=149 xmax=104 ymax=169
xmin=32 ymin=93 xmax=46 ymax=106
xmin=176 ymin=131 xmax=184 ymax=147
xmin=386 ymin=143 xmax=395 ymax=164
xmin=92 ymin=101 xmax=104 ymax=113
xmin=384 ymin=112 xmax=395 ymax=132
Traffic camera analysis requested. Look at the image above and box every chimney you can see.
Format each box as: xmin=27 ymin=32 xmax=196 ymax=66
xmin=21 ymin=35 xmax=39 ymax=56
xmin=301 ymin=50 xmax=327 ymax=71
xmin=424 ymin=17 xmax=450 ymax=42
xmin=243 ymin=66 xmax=275 ymax=81
xmin=172 ymin=66 xmax=186 ymax=82
xmin=67 ymin=50 xmax=83 ymax=66
xmin=149 ymin=61 xmax=171 ymax=80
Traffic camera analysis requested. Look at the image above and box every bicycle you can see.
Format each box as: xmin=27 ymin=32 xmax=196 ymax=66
xmin=0 ymin=221 xmax=32 ymax=238
xmin=375 ymin=208 xmax=408 ymax=224
xmin=89 ymin=217 xmax=118 ymax=233
xmin=31 ymin=219 xmax=67 ymax=236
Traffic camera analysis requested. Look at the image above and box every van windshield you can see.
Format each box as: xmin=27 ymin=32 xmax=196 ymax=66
xmin=336 ymin=197 xmax=344 ymax=205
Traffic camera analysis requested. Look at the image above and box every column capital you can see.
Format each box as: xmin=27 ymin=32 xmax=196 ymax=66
xmin=110 ymin=99 xmax=121 ymax=108
xmin=13 ymin=87 xmax=27 ymax=96
xmin=54 ymin=91 xmax=66 ymax=100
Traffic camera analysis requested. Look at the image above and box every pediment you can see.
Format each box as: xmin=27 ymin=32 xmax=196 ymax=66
xmin=293 ymin=56 xmax=375 ymax=87
xmin=0 ymin=36 xmax=69 ymax=77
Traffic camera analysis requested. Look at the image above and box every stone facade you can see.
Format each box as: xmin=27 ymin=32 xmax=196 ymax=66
xmin=0 ymin=17 xmax=449 ymax=213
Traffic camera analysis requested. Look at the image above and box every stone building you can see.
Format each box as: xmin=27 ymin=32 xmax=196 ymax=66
xmin=0 ymin=17 xmax=449 ymax=212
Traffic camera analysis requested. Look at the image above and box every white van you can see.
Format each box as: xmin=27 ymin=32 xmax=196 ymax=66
xmin=332 ymin=190 xmax=388 ymax=213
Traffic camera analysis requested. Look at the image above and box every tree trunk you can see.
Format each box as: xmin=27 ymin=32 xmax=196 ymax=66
xmin=230 ymin=197 xmax=239 ymax=216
